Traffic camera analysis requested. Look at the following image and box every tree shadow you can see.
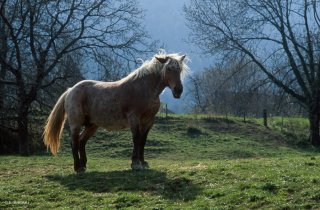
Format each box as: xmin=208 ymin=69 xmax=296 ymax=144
xmin=45 ymin=169 xmax=201 ymax=201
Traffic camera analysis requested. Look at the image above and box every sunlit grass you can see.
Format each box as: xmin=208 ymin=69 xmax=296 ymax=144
xmin=1 ymin=114 xmax=319 ymax=209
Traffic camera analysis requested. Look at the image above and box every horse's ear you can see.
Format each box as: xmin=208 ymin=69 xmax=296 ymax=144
xmin=180 ymin=55 xmax=186 ymax=61
xmin=155 ymin=56 xmax=169 ymax=64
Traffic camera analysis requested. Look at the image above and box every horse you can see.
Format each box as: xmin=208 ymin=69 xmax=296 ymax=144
xmin=43 ymin=52 xmax=189 ymax=172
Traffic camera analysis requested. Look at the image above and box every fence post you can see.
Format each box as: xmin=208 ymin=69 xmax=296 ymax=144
xmin=165 ymin=104 xmax=168 ymax=118
xmin=263 ymin=109 xmax=268 ymax=128
xmin=281 ymin=112 xmax=284 ymax=131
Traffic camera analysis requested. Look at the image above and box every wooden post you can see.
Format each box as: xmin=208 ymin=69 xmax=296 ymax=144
xmin=165 ymin=104 xmax=168 ymax=118
xmin=263 ymin=109 xmax=268 ymax=128
xmin=281 ymin=113 xmax=284 ymax=131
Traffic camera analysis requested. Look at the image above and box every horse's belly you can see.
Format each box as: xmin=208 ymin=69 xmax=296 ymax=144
xmin=88 ymin=102 xmax=129 ymax=130
xmin=101 ymin=120 xmax=130 ymax=131
xmin=93 ymin=116 xmax=129 ymax=131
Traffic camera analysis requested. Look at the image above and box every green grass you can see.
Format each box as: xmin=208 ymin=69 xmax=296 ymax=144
xmin=1 ymin=115 xmax=320 ymax=209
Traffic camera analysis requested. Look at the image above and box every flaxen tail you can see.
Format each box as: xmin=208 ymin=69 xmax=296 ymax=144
xmin=43 ymin=89 xmax=69 ymax=155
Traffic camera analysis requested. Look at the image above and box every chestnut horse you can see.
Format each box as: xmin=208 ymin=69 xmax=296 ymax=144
xmin=43 ymin=52 xmax=189 ymax=172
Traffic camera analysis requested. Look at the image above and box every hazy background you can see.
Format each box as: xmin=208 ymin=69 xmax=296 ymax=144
xmin=139 ymin=0 xmax=212 ymax=113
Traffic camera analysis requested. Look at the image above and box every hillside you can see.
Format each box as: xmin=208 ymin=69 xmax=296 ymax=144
xmin=1 ymin=115 xmax=320 ymax=209
xmin=59 ymin=115 xmax=314 ymax=160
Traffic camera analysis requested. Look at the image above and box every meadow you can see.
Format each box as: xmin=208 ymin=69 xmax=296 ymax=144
xmin=1 ymin=115 xmax=320 ymax=209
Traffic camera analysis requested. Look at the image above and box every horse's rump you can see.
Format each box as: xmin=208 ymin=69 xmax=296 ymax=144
xmin=65 ymin=80 xmax=129 ymax=130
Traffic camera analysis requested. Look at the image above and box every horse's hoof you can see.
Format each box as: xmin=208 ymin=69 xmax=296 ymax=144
xmin=142 ymin=161 xmax=149 ymax=169
xmin=131 ymin=161 xmax=143 ymax=171
xmin=75 ymin=167 xmax=86 ymax=173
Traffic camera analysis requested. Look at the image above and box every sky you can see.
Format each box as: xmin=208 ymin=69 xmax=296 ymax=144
xmin=139 ymin=0 xmax=213 ymax=112
xmin=139 ymin=0 xmax=212 ymax=71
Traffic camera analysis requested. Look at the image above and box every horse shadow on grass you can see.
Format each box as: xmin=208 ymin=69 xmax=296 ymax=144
xmin=46 ymin=169 xmax=201 ymax=201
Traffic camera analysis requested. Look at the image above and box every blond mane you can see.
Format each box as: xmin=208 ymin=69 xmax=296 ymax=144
xmin=124 ymin=51 xmax=190 ymax=82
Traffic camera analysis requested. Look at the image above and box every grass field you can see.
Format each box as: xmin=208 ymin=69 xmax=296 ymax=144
xmin=1 ymin=115 xmax=320 ymax=209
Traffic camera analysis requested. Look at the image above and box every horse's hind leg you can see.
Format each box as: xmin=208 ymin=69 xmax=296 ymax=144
xmin=130 ymin=124 xmax=142 ymax=170
xmin=79 ymin=124 xmax=98 ymax=171
xmin=70 ymin=126 xmax=82 ymax=172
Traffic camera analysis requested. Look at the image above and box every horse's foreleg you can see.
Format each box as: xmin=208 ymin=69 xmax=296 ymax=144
xmin=129 ymin=114 xmax=145 ymax=170
xmin=138 ymin=117 xmax=154 ymax=169
xmin=71 ymin=127 xmax=81 ymax=172
xmin=139 ymin=126 xmax=152 ymax=169
xmin=79 ymin=124 xmax=98 ymax=171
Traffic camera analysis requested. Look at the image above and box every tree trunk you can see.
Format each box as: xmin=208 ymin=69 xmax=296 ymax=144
xmin=309 ymin=109 xmax=320 ymax=146
xmin=0 ymin=6 xmax=8 ymax=110
xmin=17 ymin=105 xmax=30 ymax=156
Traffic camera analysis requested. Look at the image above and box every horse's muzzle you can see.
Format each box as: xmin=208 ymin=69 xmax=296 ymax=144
xmin=173 ymin=86 xmax=183 ymax=98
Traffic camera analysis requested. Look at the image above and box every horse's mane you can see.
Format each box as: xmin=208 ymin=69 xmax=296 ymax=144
xmin=123 ymin=51 xmax=190 ymax=82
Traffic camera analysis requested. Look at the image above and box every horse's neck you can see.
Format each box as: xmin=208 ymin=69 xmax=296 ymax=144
xmin=132 ymin=73 xmax=166 ymax=99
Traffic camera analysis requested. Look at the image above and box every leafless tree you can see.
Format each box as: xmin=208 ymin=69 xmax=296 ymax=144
xmin=187 ymin=56 xmax=304 ymax=121
xmin=0 ymin=0 xmax=153 ymax=155
xmin=188 ymin=74 xmax=208 ymax=113
xmin=185 ymin=0 xmax=320 ymax=145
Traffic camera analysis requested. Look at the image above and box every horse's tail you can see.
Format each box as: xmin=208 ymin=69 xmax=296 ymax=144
xmin=43 ymin=89 xmax=70 ymax=155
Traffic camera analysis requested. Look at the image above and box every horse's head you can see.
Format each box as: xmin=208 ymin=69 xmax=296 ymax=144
xmin=156 ymin=55 xmax=187 ymax=99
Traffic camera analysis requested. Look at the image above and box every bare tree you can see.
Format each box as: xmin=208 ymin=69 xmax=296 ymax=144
xmin=188 ymin=74 xmax=208 ymax=113
xmin=0 ymin=0 xmax=152 ymax=155
xmin=187 ymin=56 xmax=305 ymax=121
xmin=185 ymin=0 xmax=320 ymax=145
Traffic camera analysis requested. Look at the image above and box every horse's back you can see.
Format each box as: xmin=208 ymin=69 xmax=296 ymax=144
xmin=65 ymin=80 xmax=103 ymax=107
xmin=66 ymin=79 xmax=120 ymax=102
